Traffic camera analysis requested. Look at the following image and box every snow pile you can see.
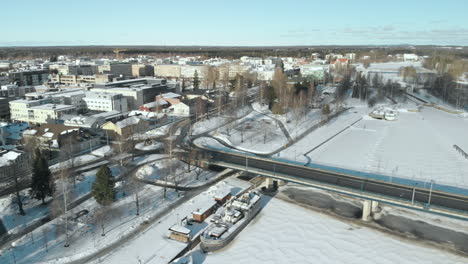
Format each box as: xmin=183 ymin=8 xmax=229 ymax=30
xmin=91 ymin=145 xmax=112 ymax=157
xmin=135 ymin=141 xmax=163 ymax=151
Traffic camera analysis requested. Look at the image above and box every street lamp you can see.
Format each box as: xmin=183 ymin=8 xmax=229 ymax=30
xmin=427 ymin=180 xmax=435 ymax=207
xmin=10 ymin=242 xmax=16 ymax=264
xmin=245 ymin=152 xmax=248 ymax=171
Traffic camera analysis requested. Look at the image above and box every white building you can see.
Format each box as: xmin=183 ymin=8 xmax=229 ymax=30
xmin=10 ymin=98 xmax=75 ymax=124
xmin=257 ymin=70 xmax=275 ymax=81
xmin=25 ymin=89 xmax=87 ymax=113
xmin=403 ymin=54 xmax=419 ymax=61
xmin=91 ymin=87 xmax=143 ymax=110
xmin=83 ymin=92 xmax=128 ymax=113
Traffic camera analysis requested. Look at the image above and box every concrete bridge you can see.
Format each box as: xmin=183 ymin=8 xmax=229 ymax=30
xmin=198 ymin=147 xmax=468 ymax=221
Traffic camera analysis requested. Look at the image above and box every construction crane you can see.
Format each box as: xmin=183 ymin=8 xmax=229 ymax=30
xmin=113 ymin=49 xmax=127 ymax=60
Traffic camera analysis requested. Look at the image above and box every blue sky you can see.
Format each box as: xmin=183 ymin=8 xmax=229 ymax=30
xmin=2 ymin=0 xmax=468 ymax=46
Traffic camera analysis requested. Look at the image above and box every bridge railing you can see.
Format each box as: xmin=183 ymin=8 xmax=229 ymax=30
xmin=203 ymin=144 xmax=468 ymax=197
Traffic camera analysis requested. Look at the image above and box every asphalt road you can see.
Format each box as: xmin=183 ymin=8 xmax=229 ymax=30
xmin=207 ymin=150 xmax=468 ymax=212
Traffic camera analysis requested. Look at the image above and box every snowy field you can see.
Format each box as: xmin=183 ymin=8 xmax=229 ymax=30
xmin=136 ymin=158 xmax=218 ymax=188
xmin=279 ymin=103 xmax=370 ymax=163
xmin=307 ymin=106 xmax=468 ymax=187
xmin=192 ymin=106 xmax=251 ymax=135
xmin=195 ymin=196 xmax=468 ymax=264
xmin=211 ymin=110 xmax=287 ymax=154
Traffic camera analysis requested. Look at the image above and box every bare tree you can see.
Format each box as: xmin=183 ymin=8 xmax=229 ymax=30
xmin=42 ymin=227 xmax=49 ymax=252
xmin=93 ymin=206 xmax=110 ymax=236
xmin=1 ymin=153 xmax=31 ymax=215
xmin=271 ymin=68 xmax=288 ymax=108
xmin=61 ymin=135 xmax=78 ymax=187
xmin=161 ymin=136 xmax=177 ymax=198
xmin=50 ymin=167 xmax=75 ymax=247
xmin=194 ymin=166 xmax=204 ymax=181
xmin=194 ymin=97 xmax=206 ymax=122
xmin=234 ymin=74 xmax=247 ymax=108
xmin=207 ymin=66 xmax=218 ymax=90
xmin=124 ymin=177 xmax=143 ymax=216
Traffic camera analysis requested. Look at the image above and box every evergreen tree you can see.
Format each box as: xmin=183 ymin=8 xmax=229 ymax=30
xmin=182 ymin=78 xmax=186 ymax=92
xmin=265 ymin=85 xmax=277 ymax=110
xmin=31 ymin=149 xmax=54 ymax=204
xmin=193 ymin=70 xmax=200 ymax=91
xmin=92 ymin=165 xmax=115 ymax=206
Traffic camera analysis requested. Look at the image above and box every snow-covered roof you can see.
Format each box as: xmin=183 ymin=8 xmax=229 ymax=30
xmin=169 ymin=224 xmax=191 ymax=235
xmin=63 ymin=115 xmax=100 ymax=127
xmin=42 ymin=132 xmax=54 ymax=138
xmin=214 ymin=188 xmax=232 ymax=200
xmin=129 ymin=111 xmax=162 ymax=118
xmin=60 ymin=128 xmax=79 ymax=135
xmin=0 ymin=150 xmax=22 ymax=167
xmin=192 ymin=201 xmax=217 ymax=215
xmin=161 ymin=92 xmax=181 ymax=99
xmin=143 ymin=100 xmax=168 ymax=108
xmin=115 ymin=116 xmax=140 ymax=129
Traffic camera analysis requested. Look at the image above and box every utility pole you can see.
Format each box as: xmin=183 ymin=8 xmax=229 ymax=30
xmin=245 ymin=153 xmax=248 ymax=171
xmin=411 ymin=183 xmax=417 ymax=204
xmin=63 ymin=174 xmax=70 ymax=247
xmin=427 ymin=180 xmax=434 ymax=207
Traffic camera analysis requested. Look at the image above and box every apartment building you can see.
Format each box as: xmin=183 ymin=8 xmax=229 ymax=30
xmin=109 ymin=62 xmax=132 ymax=77
xmin=132 ymin=64 xmax=154 ymax=77
xmin=8 ymin=69 xmax=49 ymax=86
xmin=10 ymin=98 xmax=75 ymax=124
xmin=25 ymin=89 xmax=87 ymax=113
xmin=83 ymin=92 xmax=128 ymax=113
xmin=154 ymin=64 xmax=181 ymax=79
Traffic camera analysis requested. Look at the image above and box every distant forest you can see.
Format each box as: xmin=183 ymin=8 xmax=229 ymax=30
xmin=0 ymin=45 xmax=467 ymax=60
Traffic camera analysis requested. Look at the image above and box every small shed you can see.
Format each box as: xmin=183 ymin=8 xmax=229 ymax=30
xmin=192 ymin=201 xmax=217 ymax=222
xmin=168 ymin=225 xmax=191 ymax=243
xmin=214 ymin=189 xmax=232 ymax=205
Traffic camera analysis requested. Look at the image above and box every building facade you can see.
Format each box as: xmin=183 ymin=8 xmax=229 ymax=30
xmin=83 ymin=92 xmax=128 ymax=112
xmin=10 ymin=98 xmax=76 ymax=124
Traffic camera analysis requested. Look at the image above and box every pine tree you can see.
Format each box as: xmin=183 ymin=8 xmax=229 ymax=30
xmin=182 ymin=78 xmax=186 ymax=92
xmin=31 ymin=148 xmax=54 ymax=204
xmin=193 ymin=70 xmax=200 ymax=91
xmin=92 ymin=165 xmax=115 ymax=206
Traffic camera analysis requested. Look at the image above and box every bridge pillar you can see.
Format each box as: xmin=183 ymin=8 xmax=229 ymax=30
xmin=264 ymin=178 xmax=274 ymax=190
xmin=371 ymin=201 xmax=380 ymax=213
xmin=362 ymin=200 xmax=372 ymax=222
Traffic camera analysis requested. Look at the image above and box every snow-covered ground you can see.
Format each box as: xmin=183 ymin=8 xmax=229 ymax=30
xmin=136 ymin=158 xmax=218 ymax=188
xmin=211 ymin=110 xmax=287 ymax=154
xmin=195 ymin=196 xmax=468 ymax=264
xmin=135 ymin=141 xmax=164 ymax=151
xmin=0 ymin=165 xmax=121 ymax=235
xmin=306 ymin=105 xmax=468 ymax=187
xmin=192 ymin=106 xmax=251 ymax=135
xmin=130 ymin=154 xmax=169 ymax=166
xmin=0 ymin=178 xmax=182 ymax=264
xmin=0 ymin=191 xmax=50 ymax=233
xmin=253 ymin=102 xmax=322 ymax=137
xmin=95 ymin=177 xmax=251 ymax=264
xmin=90 ymin=145 xmax=113 ymax=157
xmin=50 ymin=154 xmax=99 ymax=171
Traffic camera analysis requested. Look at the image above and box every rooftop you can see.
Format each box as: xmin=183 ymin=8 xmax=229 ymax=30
xmin=31 ymin=104 xmax=75 ymax=111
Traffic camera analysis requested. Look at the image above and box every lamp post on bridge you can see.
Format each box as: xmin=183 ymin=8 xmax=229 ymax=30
xmin=427 ymin=180 xmax=434 ymax=207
